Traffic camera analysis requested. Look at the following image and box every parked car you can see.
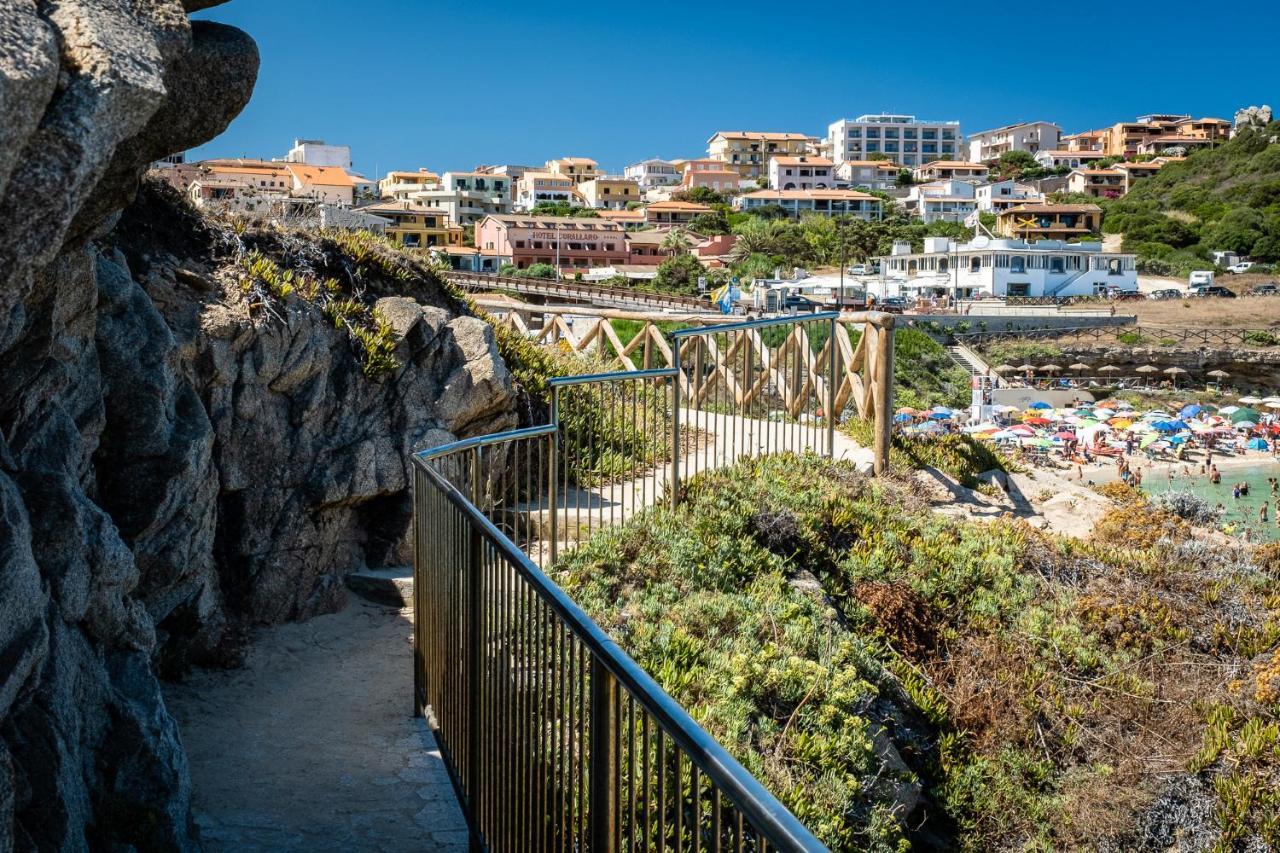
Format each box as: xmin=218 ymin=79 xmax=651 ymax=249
xmin=1109 ymin=289 xmax=1144 ymax=301
xmin=848 ymin=264 xmax=868 ymax=276
xmin=1228 ymin=262 xmax=1255 ymax=274
xmin=1189 ymin=270 xmax=1215 ymax=287
xmin=879 ymin=296 xmax=908 ymax=314
xmin=1251 ymin=282 xmax=1279 ymax=296
xmin=1147 ymin=288 xmax=1182 ymax=300
xmin=1191 ymin=286 xmax=1238 ymax=298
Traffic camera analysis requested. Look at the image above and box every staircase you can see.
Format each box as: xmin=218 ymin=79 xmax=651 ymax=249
xmin=1044 ymin=269 xmax=1091 ymax=299
xmin=945 ymin=342 xmax=1001 ymax=386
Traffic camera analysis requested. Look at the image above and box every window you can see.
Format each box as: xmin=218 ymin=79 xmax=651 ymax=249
xmin=1050 ymin=256 xmax=1065 ymax=273
xmin=970 ymin=256 xmax=981 ymax=273
xmin=515 ymin=240 xmax=526 ymax=248
xmin=1011 ymin=256 xmax=1026 ymax=273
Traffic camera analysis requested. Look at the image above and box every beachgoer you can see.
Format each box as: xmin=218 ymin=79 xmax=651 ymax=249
xmin=1261 ymin=502 xmax=1269 ymax=524
xmin=1233 ymin=483 xmax=1242 ymax=500
xmin=1211 ymin=466 xmax=1221 ymax=484
xmin=1242 ymin=481 xmax=1250 ymax=497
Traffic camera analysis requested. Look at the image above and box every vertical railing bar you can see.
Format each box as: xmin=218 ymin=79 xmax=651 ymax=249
xmin=670 ymin=335 xmax=681 ymax=509
xmin=550 ymin=386 xmax=560 ymax=566
xmin=577 ymin=641 xmax=587 ymax=847
xmin=589 ymin=655 xmax=618 ymax=853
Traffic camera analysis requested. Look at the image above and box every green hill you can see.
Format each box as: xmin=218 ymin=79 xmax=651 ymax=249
xmin=1102 ymin=122 xmax=1280 ymax=274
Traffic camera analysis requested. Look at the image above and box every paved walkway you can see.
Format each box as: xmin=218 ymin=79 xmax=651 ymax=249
xmin=166 ymin=600 xmax=467 ymax=852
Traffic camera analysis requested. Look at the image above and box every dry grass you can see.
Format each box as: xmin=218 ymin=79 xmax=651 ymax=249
xmin=1127 ymin=295 xmax=1280 ymax=329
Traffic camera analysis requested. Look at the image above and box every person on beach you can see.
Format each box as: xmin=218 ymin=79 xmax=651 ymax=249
xmin=1211 ymin=466 xmax=1221 ymax=484
xmin=1233 ymin=483 xmax=1242 ymax=500
xmin=1242 ymin=481 xmax=1250 ymax=497
xmin=1261 ymin=502 xmax=1269 ymax=524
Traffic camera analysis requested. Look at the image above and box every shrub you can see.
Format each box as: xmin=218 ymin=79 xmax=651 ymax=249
xmin=1154 ymin=489 xmax=1223 ymax=525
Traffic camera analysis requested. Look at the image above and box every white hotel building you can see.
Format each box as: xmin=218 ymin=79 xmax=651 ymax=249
xmin=827 ymin=114 xmax=962 ymax=168
xmin=875 ymin=236 xmax=1137 ymax=300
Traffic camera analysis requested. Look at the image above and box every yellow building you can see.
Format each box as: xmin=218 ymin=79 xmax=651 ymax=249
xmin=545 ymin=157 xmax=599 ymax=183
xmin=996 ymin=203 xmax=1103 ymax=240
xmin=378 ymin=168 xmax=440 ymax=200
xmin=576 ymin=177 xmax=640 ymax=209
xmin=706 ymin=131 xmax=812 ymax=180
xmin=356 ymin=201 xmax=463 ymax=248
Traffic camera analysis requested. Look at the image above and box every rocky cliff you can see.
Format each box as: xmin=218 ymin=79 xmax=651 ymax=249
xmin=0 ymin=3 xmax=514 ymax=849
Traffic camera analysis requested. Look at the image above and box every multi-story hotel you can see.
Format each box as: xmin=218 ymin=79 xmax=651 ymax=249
xmin=475 ymin=215 xmax=629 ymax=271
xmin=706 ymin=131 xmax=812 ymax=180
xmin=967 ymin=121 xmax=1061 ymax=163
xmin=827 ymin=114 xmax=962 ymax=168
xmin=1034 ymin=149 xmax=1108 ymax=170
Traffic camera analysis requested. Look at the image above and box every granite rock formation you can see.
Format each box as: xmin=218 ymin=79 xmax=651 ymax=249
xmin=0 ymin=2 xmax=515 ymax=848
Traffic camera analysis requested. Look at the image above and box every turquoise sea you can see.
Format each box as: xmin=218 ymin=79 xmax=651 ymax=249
xmin=1143 ymin=461 xmax=1280 ymax=543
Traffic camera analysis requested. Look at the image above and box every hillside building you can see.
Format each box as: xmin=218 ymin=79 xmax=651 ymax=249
xmin=827 ymin=114 xmax=962 ymax=168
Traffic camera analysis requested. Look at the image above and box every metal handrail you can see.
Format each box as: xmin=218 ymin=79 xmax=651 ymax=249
xmin=417 ymin=423 xmax=557 ymax=460
xmin=548 ymin=366 xmax=679 ymax=388
xmin=417 ymin=459 xmax=827 ymax=850
xmin=670 ymin=311 xmax=842 ymax=338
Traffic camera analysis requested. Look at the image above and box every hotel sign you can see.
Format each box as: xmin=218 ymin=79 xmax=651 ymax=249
xmin=528 ymin=229 xmax=609 ymax=241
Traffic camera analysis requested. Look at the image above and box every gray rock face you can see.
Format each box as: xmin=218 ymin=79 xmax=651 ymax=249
xmin=0 ymin=2 xmax=515 ymax=850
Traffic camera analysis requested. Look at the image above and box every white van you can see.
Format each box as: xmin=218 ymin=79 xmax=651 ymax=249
xmin=1189 ymin=270 xmax=1215 ymax=287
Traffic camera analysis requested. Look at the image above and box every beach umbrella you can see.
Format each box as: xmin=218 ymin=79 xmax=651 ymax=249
xmin=893 ymin=413 xmax=913 ymax=423
xmin=990 ymin=430 xmax=1019 ymax=440
xmin=1207 ymin=370 xmax=1230 ymax=378
xmin=1239 ymin=396 xmax=1262 ymax=405
xmin=1219 ymin=405 xmax=1241 ymax=415
xmin=1039 ymin=364 xmax=1063 ymax=373
xmin=1028 ymin=401 xmax=1053 ymax=410
xmin=1231 ymin=408 xmax=1262 ymax=424
xmin=1069 ymin=362 xmax=1092 ymax=372
xmin=1168 ymin=435 xmax=1188 ymax=445
xmin=1163 ymin=367 xmax=1187 ymax=375
xmin=1267 ymin=402 xmax=1280 ymax=410
xmin=1135 ymin=365 xmax=1159 ymax=374
xmin=1016 ymin=364 xmax=1037 ymax=375
xmin=1153 ymin=420 xmax=1186 ymax=432
xmin=1248 ymin=438 xmax=1270 ymax=451
xmin=1052 ymin=431 xmax=1077 ymax=441
xmin=1264 ymin=396 xmax=1280 ymax=404
xmin=895 ymin=407 xmax=919 ymax=415
xmin=1180 ymin=404 xmax=1203 ymax=418
xmin=1097 ymin=365 xmax=1121 ymax=374
xmin=1139 ymin=433 xmax=1161 ymax=449
xmin=1024 ymin=416 xmax=1053 ymax=426
xmin=1235 ymin=421 xmax=1258 ymax=430
xmin=1109 ymin=417 xmax=1133 ymax=428
xmin=992 ymin=364 xmax=1017 ymax=373
xmin=1009 ymin=424 xmax=1037 ymax=436
xmin=928 ymin=412 xmax=952 ymax=420
xmin=1129 ymin=422 xmax=1154 ymax=433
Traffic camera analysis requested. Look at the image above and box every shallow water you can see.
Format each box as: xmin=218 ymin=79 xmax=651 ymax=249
xmin=1143 ymin=461 xmax=1280 ymax=542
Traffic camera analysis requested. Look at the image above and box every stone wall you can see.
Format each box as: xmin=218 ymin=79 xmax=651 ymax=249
xmin=0 ymin=3 xmax=515 ymax=848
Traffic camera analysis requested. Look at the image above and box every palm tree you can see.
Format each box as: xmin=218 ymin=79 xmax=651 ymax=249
xmin=660 ymin=226 xmax=693 ymax=257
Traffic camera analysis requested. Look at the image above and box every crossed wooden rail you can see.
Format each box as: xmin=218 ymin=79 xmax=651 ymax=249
xmin=493 ymin=305 xmax=896 ymax=472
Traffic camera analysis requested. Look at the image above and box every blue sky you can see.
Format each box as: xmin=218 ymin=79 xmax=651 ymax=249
xmin=193 ymin=0 xmax=1278 ymax=177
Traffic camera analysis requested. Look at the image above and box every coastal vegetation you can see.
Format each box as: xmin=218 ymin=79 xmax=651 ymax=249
xmin=556 ymin=453 xmax=1280 ymax=851
xmin=1101 ymin=121 xmax=1280 ymax=275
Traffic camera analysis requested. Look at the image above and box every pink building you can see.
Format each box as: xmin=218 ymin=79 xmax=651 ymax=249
xmin=476 ymin=215 xmax=629 ymax=271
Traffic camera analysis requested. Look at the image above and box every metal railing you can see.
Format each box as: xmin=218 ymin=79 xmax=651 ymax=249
xmin=413 ymin=314 xmax=897 ymax=851
xmin=415 ymin=374 xmax=826 ymax=850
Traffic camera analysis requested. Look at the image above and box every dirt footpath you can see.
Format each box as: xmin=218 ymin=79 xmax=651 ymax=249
xmin=166 ymin=600 xmax=468 ymax=852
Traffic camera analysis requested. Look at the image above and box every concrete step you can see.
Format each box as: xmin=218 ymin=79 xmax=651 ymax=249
xmin=345 ymin=568 xmax=413 ymax=607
